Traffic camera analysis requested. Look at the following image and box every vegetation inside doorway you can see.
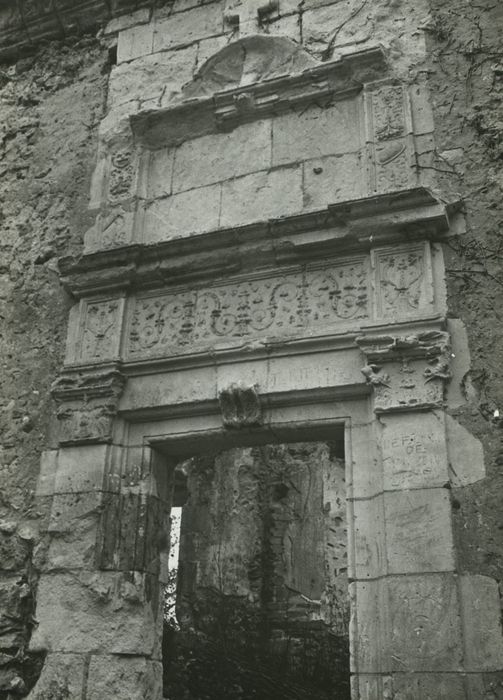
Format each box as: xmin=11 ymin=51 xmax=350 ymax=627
xmin=162 ymin=438 xmax=350 ymax=700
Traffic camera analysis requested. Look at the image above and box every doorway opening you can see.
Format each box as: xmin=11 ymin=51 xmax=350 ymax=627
xmin=160 ymin=426 xmax=350 ymax=700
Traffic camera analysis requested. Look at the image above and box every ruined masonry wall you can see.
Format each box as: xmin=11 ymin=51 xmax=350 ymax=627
xmin=0 ymin=40 xmax=109 ymax=697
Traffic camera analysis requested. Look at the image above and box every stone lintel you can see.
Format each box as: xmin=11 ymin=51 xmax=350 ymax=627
xmin=59 ymin=189 xmax=449 ymax=298
xmin=130 ymin=46 xmax=387 ymax=148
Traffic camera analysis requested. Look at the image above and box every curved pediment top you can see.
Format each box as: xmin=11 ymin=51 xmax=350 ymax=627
xmin=183 ymin=35 xmax=319 ymax=99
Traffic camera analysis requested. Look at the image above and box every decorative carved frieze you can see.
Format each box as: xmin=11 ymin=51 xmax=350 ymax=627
xmin=365 ymin=81 xmax=416 ymax=193
xmin=127 ymin=258 xmax=369 ymax=359
xmin=61 ymin=190 xmax=452 ymax=298
xmin=51 ymin=364 xmax=126 ymax=445
xmin=357 ymin=330 xmax=451 ymax=413
xmin=218 ymin=383 xmax=263 ymax=428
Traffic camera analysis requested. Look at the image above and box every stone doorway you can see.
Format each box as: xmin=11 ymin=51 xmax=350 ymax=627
xmin=160 ymin=431 xmax=350 ymax=700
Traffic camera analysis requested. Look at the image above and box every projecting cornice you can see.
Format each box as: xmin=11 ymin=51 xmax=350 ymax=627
xmin=58 ymin=188 xmax=455 ymax=297
xmin=0 ymin=0 xmax=151 ymax=61
xmin=131 ymin=46 xmax=387 ymax=148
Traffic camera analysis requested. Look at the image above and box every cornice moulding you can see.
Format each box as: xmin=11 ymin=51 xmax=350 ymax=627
xmin=130 ymin=47 xmax=388 ymax=148
xmin=60 ymin=316 xmax=446 ymax=380
xmin=59 ymin=188 xmax=452 ymax=297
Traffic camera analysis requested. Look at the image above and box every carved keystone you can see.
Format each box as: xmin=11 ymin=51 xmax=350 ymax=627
xmin=218 ymin=383 xmax=262 ymax=429
xmin=51 ymin=364 xmax=126 ymax=445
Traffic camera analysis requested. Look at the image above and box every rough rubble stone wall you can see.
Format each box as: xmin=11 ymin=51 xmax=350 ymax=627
xmin=0 ymin=39 xmax=109 ymax=696
xmin=425 ymin=2 xmax=503 ymax=692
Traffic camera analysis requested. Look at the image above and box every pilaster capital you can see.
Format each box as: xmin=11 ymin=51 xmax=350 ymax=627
xmin=356 ymin=329 xmax=451 ymax=413
xmin=51 ymin=363 xmax=126 ymax=445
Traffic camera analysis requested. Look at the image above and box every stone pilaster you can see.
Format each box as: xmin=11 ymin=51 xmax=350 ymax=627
xmin=352 ymin=330 xmax=503 ymax=698
xmin=29 ymin=362 xmax=168 ymax=699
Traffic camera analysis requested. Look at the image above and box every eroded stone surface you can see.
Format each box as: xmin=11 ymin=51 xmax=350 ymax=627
xmin=86 ymin=656 xmax=163 ymax=700
xmin=30 ymin=571 xmax=160 ymax=655
xmin=379 ymin=411 xmax=449 ymax=490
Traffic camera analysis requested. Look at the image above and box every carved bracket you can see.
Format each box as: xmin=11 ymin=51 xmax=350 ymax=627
xmin=51 ymin=363 xmax=126 ymax=445
xmin=218 ymin=383 xmax=263 ymax=429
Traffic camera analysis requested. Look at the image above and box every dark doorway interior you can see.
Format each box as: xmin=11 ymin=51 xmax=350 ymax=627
xmin=162 ymin=435 xmax=350 ymax=700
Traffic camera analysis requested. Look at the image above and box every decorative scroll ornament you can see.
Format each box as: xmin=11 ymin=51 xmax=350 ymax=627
xmin=128 ymin=260 xmax=369 ymax=359
xmin=51 ymin=365 xmax=126 ymax=445
xmin=218 ymin=383 xmax=262 ymax=428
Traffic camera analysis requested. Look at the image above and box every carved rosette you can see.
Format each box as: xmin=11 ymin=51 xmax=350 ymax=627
xmin=356 ymin=330 xmax=451 ymax=413
xmin=51 ymin=364 xmax=126 ymax=445
xmin=365 ymin=81 xmax=416 ymax=193
xmin=218 ymin=383 xmax=262 ymax=428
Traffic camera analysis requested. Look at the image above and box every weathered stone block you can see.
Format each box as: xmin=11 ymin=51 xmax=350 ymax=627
xmin=380 ymin=411 xmax=449 ymax=490
xmin=459 ymin=574 xmax=503 ymax=672
xmin=446 ymin=415 xmax=485 ymax=487
xmin=104 ymin=8 xmax=151 ymax=35
xmin=387 ymin=573 xmax=463 ymax=672
xmin=172 ymin=119 xmax=272 ymax=192
xmin=350 ymin=494 xmax=385 ymax=579
xmin=117 ymin=22 xmax=154 ymax=63
xmin=220 ymin=167 xmax=302 ymax=228
xmin=349 ymin=579 xmax=385 ymax=673
xmin=142 ymin=182 xmax=221 ymax=242
xmin=47 ymin=490 xmax=104 ymax=553
xmin=303 ymin=152 xmax=364 ymax=209
xmin=86 ymin=656 xmax=163 ymax=700
xmin=30 ymin=571 xmax=160 ymax=655
xmin=384 ymin=488 xmax=455 ymax=574
xmin=266 ymin=12 xmax=302 ymax=42
xmin=153 ymin=3 xmax=224 ymax=53
xmin=51 ymin=444 xmax=110 ymax=494
xmin=143 ymin=148 xmax=175 ymax=199
xmin=121 ymin=367 xmax=217 ymax=412
xmin=264 ymin=349 xmax=365 ymax=395
xmin=108 ymin=45 xmax=198 ymax=109
xmin=27 ymin=652 xmax=86 ymax=700
xmin=388 ymin=672 xmax=467 ymax=699
xmin=272 ymin=101 xmax=360 ymax=166
xmin=410 ymin=82 xmax=435 ymax=136
xmin=348 ymin=421 xmax=382 ymax=500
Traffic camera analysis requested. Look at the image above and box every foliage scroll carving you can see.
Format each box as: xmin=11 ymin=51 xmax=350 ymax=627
xmin=128 ymin=260 xmax=369 ymax=358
